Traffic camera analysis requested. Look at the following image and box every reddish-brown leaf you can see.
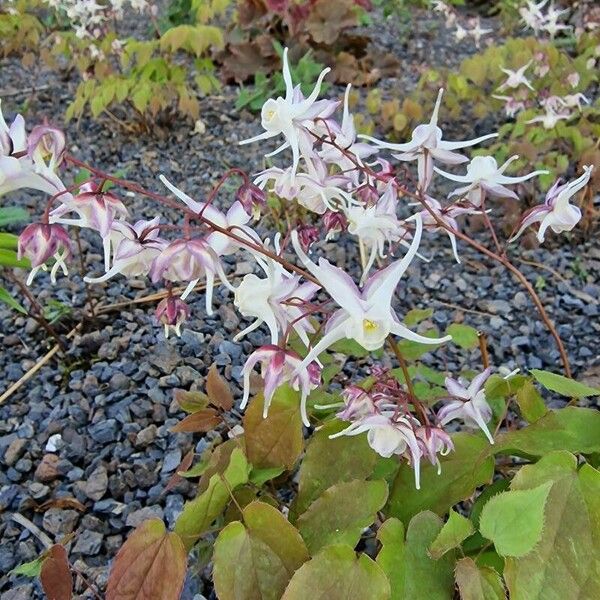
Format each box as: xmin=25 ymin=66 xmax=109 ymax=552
xmin=206 ymin=364 xmax=234 ymax=411
xmin=106 ymin=519 xmax=187 ymax=600
xmin=163 ymin=449 xmax=195 ymax=494
xmin=171 ymin=409 xmax=222 ymax=433
xmin=40 ymin=545 xmax=73 ymax=600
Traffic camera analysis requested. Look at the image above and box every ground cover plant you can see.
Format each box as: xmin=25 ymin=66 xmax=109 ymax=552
xmin=2 ymin=32 xmax=600 ymax=598
xmin=1 ymin=1 xmax=599 ymax=599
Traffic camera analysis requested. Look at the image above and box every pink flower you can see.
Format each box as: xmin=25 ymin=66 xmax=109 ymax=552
xmin=155 ymin=296 xmax=189 ymax=338
xmin=511 ymin=166 xmax=593 ymax=243
xmin=236 ymin=182 xmax=266 ymax=215
xmin=241 ymin=345 xmax=321 ymax=426
xmin=18 ymin=223 xmax=71 ymax=285
xmin=415 ymin=426 xmax=454 ymax=473
xmin=150 ymin=238 xmax=232 ymax=315
xmin=437 ymin=368 xmax=494 ymax=444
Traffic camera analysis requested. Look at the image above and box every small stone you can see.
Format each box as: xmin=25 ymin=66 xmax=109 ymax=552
xmin=73 ymin=530 xmax=103 ymax=555
xmin=34 ymin=454 xmax=60 ymax=483
xmin=89 ymin=419 xmax=119 ymax=444
xmin=109 ymin=372 xmax=130 ymax=391
xmin=28 ymin=482 xmax=50 ymax=500
xmin=161 ymin=449 xmax=182 ymax=474
xmin=4 ymin=438 xmax=27 ymax=467
xmin=45 ymin=433 xmax=63 ymax=452
xmin=42 ymin=508 xmax=80 ymax=536
xmin=84 ymin=464 xmax=109 ymax=501
xmin=135 ymin=425 xmax=157 ymax=448
xmin=125 ymin=505 xmax=164 ymax=528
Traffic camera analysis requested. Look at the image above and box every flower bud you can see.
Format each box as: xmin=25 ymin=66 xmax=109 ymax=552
xmin=296 ymin=226 xmax=319 ymax=252
xmin=236 ymin=182 xmax=266 ymax=215
xmin=323 ymin=210 xmax=348 ymax=236
xmin=155 ymin=296 xmax=189 ymax=338
xmin=18 ymin=223 xmax=71 ymax=285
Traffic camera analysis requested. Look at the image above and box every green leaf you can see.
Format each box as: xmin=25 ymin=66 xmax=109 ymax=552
xmin=446 ymin=323 xmax=479 ymax=350
xmin=428 ymin=509 xmax=475 ymax=559
xmin=396 ymin=328 xmax=444 ymax=360
xmin=492 ymin=407 xmax=600 ymax=457
xmin=455 ymin=558 xmax=506 ymax=600
xmin=297 ymin=479 xmax=388 ymax=554
xmin=292 ymin=419 xmax=377 ymax=518
xmin=0 ymin=286 xmax=27 ymax=314
xmin=503 ymin=452 xmax=600 ymax=599
xmin=0 ymin=248 xmax=29 ymax=268
xmin=281 ymin=544 xmax=390 ymax=600
xmin=530 ymin=369 xmax=600 ymax=398
xmin=403 ymin=308 xmax=434 ymax=326
xmin=243 ymin=385 xmax=303 ymax=470
xmin=174 ymin=447 xmax=250 ymax=550
xmin=0 ymin=232 xmax=18 ymax=250
xmin=11 ymin=557 xmax=44 ymax=577
xmin=515 ymin=380 xmax=548 ymax=423
xmin=249 ymin=467 xmax=285 ymax=486
xmin=213 ymin=501 xmax=309 ymax=600
xmin=377 ymin=512 xmax=455 ymax=600
xmin=387 ymin=434 xmax=494 ymax=524
xmin=0 ymin=206 xmax=29 ymax=227
xmin=376 ymin=518 xmax=406 ymax=597
xmin=479 ymin=481 xmax=552 ymax=557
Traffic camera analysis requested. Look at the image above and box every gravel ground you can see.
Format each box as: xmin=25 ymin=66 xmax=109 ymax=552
xmin=1 ymin=6 xmax=599 ymax=599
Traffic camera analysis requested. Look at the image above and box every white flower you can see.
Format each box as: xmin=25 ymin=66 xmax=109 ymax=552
xmin=360 ymin=89 xmax=497 ymax=192
xmin=291 ymin=214 xmax=451 ymax=368
xmin=434 ymin=155 xmax=548 ymax=205
xmin=525 ymin=105 xmax=571 ymax=129
xmin=438 ymin=368 xmax=494 ymax=444
xmin=511 ymin=166 xmax=593 ymax=243
xmin=239 ymin=47 xmax=333 ymax=175
xmin=233 ymin=248 xmax=319 ymax=346
xmin=497 ymin=61 xmax=535 ymax=92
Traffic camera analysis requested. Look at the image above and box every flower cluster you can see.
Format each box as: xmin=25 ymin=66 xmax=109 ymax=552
xmin=44 ymin=0 xmax=151 ymax=39
xmin=519 ymin=0 xmax=570 ymax=38
xmin=4 ymin=47 xmax=594 ymax=487
xmin=492 ymin=53 xmax=591 ymax=129
xmin=432 ymin=1 xmax=492 ymax=47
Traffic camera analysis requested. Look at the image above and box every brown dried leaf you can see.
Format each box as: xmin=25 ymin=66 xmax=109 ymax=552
xmin=305 ymin=0 xmax=358 ymax=45
xmin=106 ymin=519 xmax=187 ymax=600
xmin=171 ymin=409 xmax=222 ymax=433
xmin=40 ymin=545 xmax=73 ymax=600
xmin=36 ymin=498 xmax=87 ymax=513
xmin=206 ymin=364 xmax=234 ymax=411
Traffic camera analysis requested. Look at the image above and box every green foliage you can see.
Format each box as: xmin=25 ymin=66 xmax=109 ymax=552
xmin=479 ymin=482 xmax=553 ymax=557
xmin=455 ymin=558 xmax=506 ymax=600
xmin=281 ymin=544 xmax=391 ymax=600
xmin=296 ymin=479 xmax=388 ymax=554
xmin=387 ymin=433 xmax=495 ymax=523
xmin=428 ymin=509 xmax=475 ymax=559
xmin=530 ymin=369 xmax=600 ymax=399
xmin=446 ymin=323 xmax=480 ymax=350
xmin=213 ymin=501 xmax=309 ymax=600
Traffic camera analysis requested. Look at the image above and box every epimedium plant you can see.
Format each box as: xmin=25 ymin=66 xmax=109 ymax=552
xmin=3 ymin=47 xmax=600 ymax=599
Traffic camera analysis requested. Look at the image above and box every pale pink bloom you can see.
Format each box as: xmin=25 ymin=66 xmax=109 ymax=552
xmin=511 ymin=166 xmax=593 ymax=243
xmin=491 ymin=94 xmax=526 ymax=118
xmin=155 ymin=296 xmax=189 ymax=338
xmin=330 ymin=413 xmax=424 ymax=487
xmin=291 ymin=214 xmax=451 ymax=367
xmin=415 ymin=426 xmax=454 ymax=473
xmin=239 ymin=47 xmax=335 ymax=175
xmin=50 ymin=188 xmax=128 ymax=271
xmin=434 ymin=155 xmax=548 ymax=205
xmin=360 ymin=89 xmax=497 ymax=192
xmin=525 ymin=105 xmax=572 ymax=129
xmin=567 ymin=72 xmax=580 ymax=88
xmin=560 ymin=93 xmax=590 ymax=110
xmin=233 ymin=251 xmax=319 ymax=347
xmin=241 ymin=345 xmax=321 ymax=426
xmin=438 ymin=368 xmax=494 ymax=444
xmin=149 ymin=238 xmax=232 ymax=315
xmin=160 ymin=175 xmax=258 ymax=255
xmin=497 ymin=61 xmax=535 ymax=92
xmin=18 ymin=223 xmax=71 ymax=285
xmin=84 ymin=216 xmax=167 ymax=283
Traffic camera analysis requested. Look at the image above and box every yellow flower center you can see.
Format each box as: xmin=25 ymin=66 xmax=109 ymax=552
xmin=363 ymin=319 xmax=379 ymax=332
